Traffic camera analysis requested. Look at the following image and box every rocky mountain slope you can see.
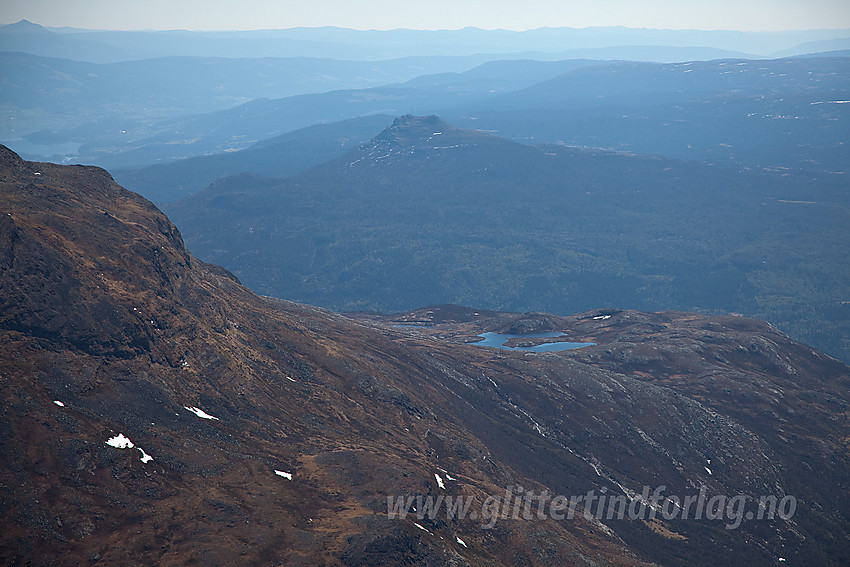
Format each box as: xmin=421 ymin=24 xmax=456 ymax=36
xmin=2 ymin=145 xmax=849 ymax=565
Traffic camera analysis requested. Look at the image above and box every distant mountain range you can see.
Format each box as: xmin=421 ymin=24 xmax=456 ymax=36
xmin=13 ymin=52 xmax=844 ymax=173
xmin=446 ymin=56 xmax=850 ymax=173
xmin=2 ymin=55 xmax=619 ymax=167
xmin=2 ymin=20 xmax=848 ymax=169
xmin=164 ymin=115 xmax=850 ymax=365
xmin=3 ymin=19 xmax=849 ymax=62
xmin=0 ymin=50 xmax=532 ymax=140
xmin=3 ymin=145 xmax=850 ymax=565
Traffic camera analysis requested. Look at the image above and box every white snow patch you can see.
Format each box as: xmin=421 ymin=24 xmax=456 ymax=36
xmin=184 ymin=406 xmax=219 ymax=420
xmin=275 ymin=470 xmax=293 ymax=480
xmin=105 ymin=433 xmax=134 ymax=449
xmin=434 ymin=473 xmax=445 ymax=489
xmin=138 ymin=448 xmax=153 ymax=463
xmin=705 ymin=466 xmax=713 ymax=475
xmin=286 ymin=375 xmax=296 ymax=382
xmin=53 ymin=400 xmax=65 ymax=407
xmin=438 ymin=467 xmax=457 ymax=481
xmin=456 ymin=536 xmax=467 ymax=547
xmin=414 ymin=522 xmax=433 ymax=534
xmin=593 ymin=314 xmax=612 ymax=320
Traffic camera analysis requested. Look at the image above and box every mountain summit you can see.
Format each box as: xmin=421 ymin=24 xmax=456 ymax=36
xmin=370 ymin=114 xmax=490 ymax=147
xmin=344 ymin=113 xmax=512 ymax=171
xmin=1 ymin=20 xmax=45 ymax=33
xmin=376 ymin=114 xmax=454 ymax=142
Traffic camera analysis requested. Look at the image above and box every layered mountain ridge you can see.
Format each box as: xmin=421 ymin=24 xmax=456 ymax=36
xmin=2 ymin=146 xmax=850 ymax=565
xmin=166 ymin=115 xmax=850 ymax=364
xmin=10 ymin=51 xmax=846 ymax=172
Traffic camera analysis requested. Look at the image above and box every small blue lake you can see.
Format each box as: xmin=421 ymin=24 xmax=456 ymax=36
xmin=472 ymin=332 xmax=594 ymax=352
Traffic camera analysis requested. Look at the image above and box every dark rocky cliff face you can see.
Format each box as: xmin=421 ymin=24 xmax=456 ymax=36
xmin=2 ymin=145 xmax=849 ymax=566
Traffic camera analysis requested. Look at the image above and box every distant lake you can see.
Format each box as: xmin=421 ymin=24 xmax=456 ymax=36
xmin=473 ymin=332 xmax=593 ymax=352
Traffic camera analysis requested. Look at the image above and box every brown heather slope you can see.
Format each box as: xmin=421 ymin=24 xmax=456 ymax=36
xmin=1 ymin=145 xmax=849 ymax=566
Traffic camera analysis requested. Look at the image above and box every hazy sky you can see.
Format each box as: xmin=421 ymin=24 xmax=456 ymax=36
xmin=3 ymin=0 xmax=850 ymax=31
